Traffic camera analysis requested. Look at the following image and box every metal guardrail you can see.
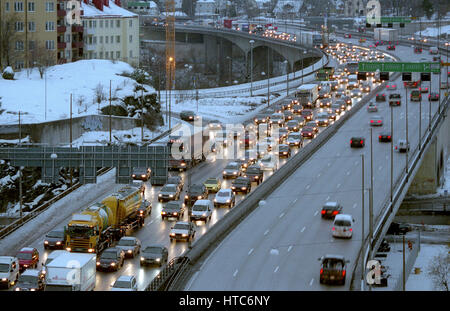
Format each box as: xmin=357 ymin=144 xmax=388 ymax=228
xmin=393 ymin=232 xmax=421 ymax=291
xmin=0 ymin=167 xmax=111 ymax=240
xmin=145 ymin=256 xmax=190 ymax=291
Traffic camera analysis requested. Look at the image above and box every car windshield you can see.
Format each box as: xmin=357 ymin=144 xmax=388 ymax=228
xmin=162 ymin=185 xmax=177 ymax=192
xmin=189 ymin=185 xmax=203 ymax=193
xmin=246 ymin=167 xmax=260 ymax=174
xmin=225 ymin=163 xmax=238 ymax=170
xmin=117 ymin=239 xmax=135 ymax=246
xmin=113 ymin=280 xmax=132 ymax=288
xmin=193 ymin=204 xmax=208 ymax=211
xmin=217 ymin=191 xmax=230 ymax=197
xmin=323 ymin=259 xmax=344 ymax=269
xmin=0 ymin=263 xmax=10 ymax=273
xmin=18 ymin=275 xmax=38 ymax=284
xmin=17 ymin=253 xmax=32 ymax=260
xmin=46 ymin=230 xmax=64 ymax=239
xmin=165 ymin=202 xmax=179 ymax=209
xmin=173 ymin=223 xmax=190 ymax=230
xmin=167 ymin=177 xmax=179 ymax=184
xmin=143 ymin=247 xmax=163 ymax=254
xmin=335 ymin=220 xmax=352 ymax=226
xmin=205 ymin=178 xmax=217 ymax=184
xmin=101 ymin=252 xmax=118 ymax=260
xmin=132 ymin=168 xmax=147 ymax=174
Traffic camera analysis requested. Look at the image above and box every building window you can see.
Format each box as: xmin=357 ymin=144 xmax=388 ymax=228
xmin=65 ymin=50 xmax=70 ymax=58
xmin=129 ymin=50 xmax=133 ymax=58
xmin=14 ymin=1 xmax=24 ymax=12
xmin=15 ymin=21 xmax=24 ymax=32
xmin=45 ymin=40 xmax=55 ymax=50
xmin=6 ymin=2 xmax=10 ymax=11
xmin=45 ymin=2 xmax=54 ymax=12
xmin=110 ymin=36 xmax=113 ymax=44
xmin=105 ymin=19 xmax=108 ymax=28
xmin=93 ymin=52 xmax=97 ymax=58
xmin=105 ymin=36 xmax=108 ymax=44
xmin=116 ymin=51 xmax=120 ymax=58
xmin=28 ymin=21 xmax=35 ymax=32
xmin=116 ymin=20 xmax=120 ymax=27
xmin=129 ymin=35 xmax=132 ymax=43
xmin=93 ymin=36 xmax=97 ymax=44
xmin=66 ymin=34 xmax=71 ymax=42
xmin=116 ymin=35 xmax=120 ymax=43
xmin=15 ymin=40 xmax=24 ymax=51
xmin=100 ymin=20 xmax=103 ymax=28
xmin=100 ymin=36 xmax=103 ymax=44
xmin=110 ymin=20 xmax=114 ymax=28
xmin=28 ymin=2 xmax=35 ymax=12
xmin=89 ymin=20 xmax=92 ymax=28
xmin=99 ymin=51 xmax=103 ymax=58
xmin=129 ymin=20 xmax=132 ymax=27
xmin=93 ymin=21 xmax=97 ymax=28
xmin=88 ymin=36 xmax=92 ymax=44
xmin=46 ymin=21 xmax=55 ymax=31
xmin=29 ymin=40 xmax=35 ymax=50
xmin=105 ymin=52 xmax=109 ymax=58
xmin=15 ymin=60 xmax=25 ymax=70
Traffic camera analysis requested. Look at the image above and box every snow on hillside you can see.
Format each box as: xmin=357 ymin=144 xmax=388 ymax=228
xmin=415 ymin=25 xmax=450 ymax=37
xmin=0 ymin=60 xmax=154 ymax=125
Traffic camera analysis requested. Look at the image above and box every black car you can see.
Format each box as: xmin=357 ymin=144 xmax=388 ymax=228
xmin=350 ymin=137 xmax=365 ymax=148
xmin=388 ymin=93 xmax=401 ymax=106
xmin=161 ymin=201 xmax=186 ymax=220
xmin=291 ymin=104 xmax=303 ymax=114
xmin=319 ymin=255 xmax=349 ymax=285
xmin=235 ymin=158 xmax=254 ymax=172
xmin=387 ymin=222 xmax=410 ymax=235
xmin=321 ymin=202 xmax=343 ymax=219
xmin=140 ymin=245 xmax=168 ymax=267
xmin=231 ymin=177 xmax=252 ymax=194
xmin=184 ymin=184 xmax=208 ymax=206
xmin=44 ymin=228 xmax=65 ymax=250
xmin=342 ymin=96 xmax=352 ymax=106
xmin=180 ymin=110 xmax=197 ymax=122
xmin=379 ymin=132 xmax=392 ymax=142
xmin=167 ymin=175 xmax=184 ymax=192
xmin=96 ymin=248 xmax=125 ymax=272
xmin=387 ymin=45 xmax=395 ymax=50
xmin=131 ymin=167 xmax=151 ymax=181
xmin=254 ymin=113 xmax=270 ymax=125
xmin=13 ymin=269 xmax=45 ymax=291
xmin=243 ymin=165 xmax=264 ymax=185
xmin=376 ymin=94 xmax=386 ymax=102
xmin=428 ymin=92 xmax=439 ymax=101
xmin=136 ymin=199 xmax=152 ymax=218
xmin=319 ymin=98 xmax=332 ymax=109
xmin=278 ymin=144 xmax=291 ymax=158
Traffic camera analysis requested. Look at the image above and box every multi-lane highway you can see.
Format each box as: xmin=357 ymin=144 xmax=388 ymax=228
xmin=184 ymin=42 xmax=446 ymax=290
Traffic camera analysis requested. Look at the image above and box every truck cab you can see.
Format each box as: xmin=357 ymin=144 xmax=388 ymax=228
xmin=0 ymin=256 xmax=20 ymax=289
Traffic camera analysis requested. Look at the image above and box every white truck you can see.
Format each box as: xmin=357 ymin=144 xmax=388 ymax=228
xmin=374 ymin=28 xmax=398 ymax=43
xmin=44 ymin=252 xmax=96 ymax=291
xmin=0 ymin=256 xmax=20 ymax=289
xmin=295 ymin=84 xmax=319 ymax=109
xmin=347 ymin=74 xmax=359 ymax=90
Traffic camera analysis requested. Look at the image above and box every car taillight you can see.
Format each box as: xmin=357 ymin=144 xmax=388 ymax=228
xmin=321 ymin=210 xmax=326 ymax=214
xmin=332 ymin=227 xmax=335 ymax=231
xmin=388 ymin=136 xmax=391 ymax=139
xmin=360 ymin=140 xmax=364 ymax=144
xmin=350 ymin=140 xmax=353 ymax=144
xmin=342 ymin=270 xmax=346 ymax=277
xmin=349 ymin=228 xmax=352 ymax=232
xmin=379 ymin=136 xmax=381 ymax=139
xmin=333 ymin=211 xmax=339 ymax=215
xmin=371 ymin=120 xmax=374 ymax=123
xmin=377 ymin=120 xmax=381 ymax=123
xmin=320 ymin=268 xmax=323 ymax=274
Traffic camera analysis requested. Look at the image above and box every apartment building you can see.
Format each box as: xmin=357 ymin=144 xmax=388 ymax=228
xmin=57 ymin=0 xmax=85 ymax=64
xmin=81 ymin=0 xmax=139 ymax=66
xmin=344 ymin=0 xmax=367 ymax=17
xmin=0 ymin=0 xmax=59 ymax=70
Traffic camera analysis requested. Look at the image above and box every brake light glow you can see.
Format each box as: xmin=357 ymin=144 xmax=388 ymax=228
xmin=332 ymin=211 xmax=339 ymax=215
xmin=360 ymin=140 xmax=363 ymax=144
xmin=321 ymin=210 xmax=326 ymax=214
xmin=320 ymin=268 xmax=323 ymax=274
xmin=349 ymin=228 xmax=352 ymax=232
xmin=342 ymin=270 xmax=346 ymax=277
xmin=332 ymin=227 xmax=335 ymax=231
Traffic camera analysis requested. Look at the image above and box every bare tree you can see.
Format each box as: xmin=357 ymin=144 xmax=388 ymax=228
xmin=0 ymin=12 xmax=21 ymax=70
xmin=29 ymin=41 xmax=56 ymax=79
xmin=427 ymin=251 xmax=449 ymax=291
xmin=94 ymin=83 xmax=106 ymax=111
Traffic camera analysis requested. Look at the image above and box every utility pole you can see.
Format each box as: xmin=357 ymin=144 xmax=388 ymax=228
xmin=70 ymin=94 xmax=73 ymax=188
xmin=390 ymin=106 xmax=393 ymax=202
xmin=267 ymin=47 xmax=270 ymax=107
xmin=109 ymin=80 xmax=112 ymax=144
xmin=370 ymin=128 xmax=374 ymax=244
xmin=405 ymin=87 xmax=409 ymax=174
xmin=361 ymin=154 xmax=365 ymax=281
xmin=402 ymin=235 xmax=406 ymax=291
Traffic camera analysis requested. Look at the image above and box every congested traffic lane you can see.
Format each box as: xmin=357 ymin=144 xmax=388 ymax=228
xmin=185 ymin=47 xmax=445 ymax=290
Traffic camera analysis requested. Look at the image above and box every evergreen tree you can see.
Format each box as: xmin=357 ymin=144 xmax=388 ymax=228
xmin=422 ymin=0 xmax=433 ymax=19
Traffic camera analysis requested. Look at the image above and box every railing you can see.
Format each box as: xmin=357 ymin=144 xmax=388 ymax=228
xmin=0 ymin=167 xmax=111 ymax=240
xmin=145 ymin=257 xmax=190 ymax=291
xmin=393 ymin=232 xmax=421 ymax=291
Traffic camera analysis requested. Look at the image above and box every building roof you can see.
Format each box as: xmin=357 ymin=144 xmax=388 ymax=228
xmin=82 ymin=1 xmax=138 ymax=18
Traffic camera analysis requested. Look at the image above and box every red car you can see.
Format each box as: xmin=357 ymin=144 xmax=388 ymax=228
xmin=301 ymin=127 xmax=315 ymax=139
xmin=344 ymin=34 xmax=351 ymax=38
xmin=300 ymin=109 xmax=313 ymax=121
xmin=17 ymin=247 xmax=40 ymax=272
xmin=387 ymin=45 xmax=395 ymax=50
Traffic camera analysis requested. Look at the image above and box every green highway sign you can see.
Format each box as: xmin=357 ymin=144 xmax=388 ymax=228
xmin=366 ymin=16 xmax=413 ymax=23
xmin=358 ymin=62 xmax=441 ymax=73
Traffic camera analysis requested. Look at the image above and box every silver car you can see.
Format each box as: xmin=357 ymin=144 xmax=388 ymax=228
xmin=140 ymin=245 xmax=168 ymax=267
xmin=222 ymin=162 xmax=242 ymax=179
xmin=115 ymin=237 xmax=141 ymax=259
xmin=367 ymin=102 xmax=378 ymax=112
xmin=158 ymin=184 xmax=180 ymax=202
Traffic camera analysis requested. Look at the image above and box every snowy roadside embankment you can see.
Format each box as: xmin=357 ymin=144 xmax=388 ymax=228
xmin=0 ymin=168 xmax=122 ymax=255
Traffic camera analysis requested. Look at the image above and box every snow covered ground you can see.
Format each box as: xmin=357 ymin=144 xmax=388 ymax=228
xmin=0 ymin=60 xmax=154 ymax=125
xmin=415 ymin=25 xmax=450 ymax=38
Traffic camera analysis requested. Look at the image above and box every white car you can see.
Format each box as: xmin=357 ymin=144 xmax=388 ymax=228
xmin=332 ymin=214 xmax=355 ymax=239
xmin=386 ymin=83 xmax=397 ymax=91
xmin=370 ymin=115 xmax=383 ymax=126
xmin=111 ymin=275 xmax=137 ymax=291
xmin=287 ymin=132 xmax=303 ymax=147
xmin=169 ymin=221 xmax=196 ymax=242
xmin=0 ymin=256 xmax=20 ymax=289
xmin=258 ymin=154 xmax=277 ymax=171
xmin=214 ymin=189 xmax=236 ymax=208
xmin=395 ymin=139 xmax=410 ymax=153
xmin=115 ymin=237 xmax=141 ymax=258
xmin=222 ymin=162 xmax=242 ymax=179
xmin=367 ymin=102 xmax=378 ymax=112
xmin=189 ymin=199 xmax=214 ymax=222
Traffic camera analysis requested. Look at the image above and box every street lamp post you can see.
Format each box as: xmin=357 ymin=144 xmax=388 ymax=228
xmin=249 ymin=40 xmax=255 ymax=96
xmin=284 ymin=60 xmax=289 ymax=96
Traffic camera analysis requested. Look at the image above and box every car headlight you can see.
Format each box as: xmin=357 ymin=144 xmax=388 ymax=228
xmin=110 ymin=262 xmax=116 ymax=266
xmin=242 ymin=187 xmax=247 ymax=190
xmin=44 ymin=241 xmax=48 ymax=244
xmin=1 ymin=278 xmax=7 ymax=282
xmin=96 ymin=262 xmax=100 ymax=266
xmin=226 ymin=199 xmax=231 ymax=203
xmin=140 ymin=257 xmax=145 ymax=261
xmin=223 ymin=171 xmax=226 ymax=174
xmin=185 ymin=195 xmax=189 ymax=199
xmin=15 ymin=288 xmax=20 ymax=291
xmin=158 ymin=194 xmax=162 ymax=197
xmin=127 ymin=250 xmax=133 ymax=253
xmin=30 ymin=288 xmax=36 ymax=292
xmin=170 ymin=233 xmax=175 ymax=237
xmin=169 ymin=194 xmax=174 ymax=198
xmin=56 ymin=241 xmax=61 ymax=245
xmin=214 ymin=199 xmax=217 ymax=202
xmin=182 ymin=234 xmax=188 ymax=237
xmin=156 ymin=258 xmax=161 ymax=262
xmin=173 ymin=212 xmax=178 ymax=216
xmin=141 ymin=174 xmax=146 ymax=178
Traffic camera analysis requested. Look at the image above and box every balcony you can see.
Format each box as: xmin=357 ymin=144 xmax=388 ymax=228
xmin=57 ymin=9 xmax=66 ymax=17
xmin=57 ymin=42 xmax=67 ymax=49
xmin=85 ymin=43 xmax=96 ymax=51
xmin=57 ymin=26 xmax=66 ymax=33
xmin=72 ymin=41 xmax=83 ymax=49
xmin=72 ymin=25 xmax=84 ymax=33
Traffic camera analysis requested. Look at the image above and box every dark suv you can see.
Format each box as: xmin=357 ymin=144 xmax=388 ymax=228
xmin=96 ymin=247 xmax=125 ymax=272
xmin=184 ymin=184 xmax=208 ymax=206
xmin=231 ymin=177 xmax=252 ymax=194
xmin=131 ymin=167 xmax=151 ymax=181
xmin=243 ymin=165 xmax=264 ymax=185
xmin=319 ymin=255 xmax=349 ymax=285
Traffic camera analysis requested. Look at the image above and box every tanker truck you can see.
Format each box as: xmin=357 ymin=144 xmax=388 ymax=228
xmin=65 ymin=186 xmax=143 ymax=254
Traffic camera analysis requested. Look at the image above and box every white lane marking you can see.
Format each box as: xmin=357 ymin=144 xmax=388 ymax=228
xmin=274 ymin=266 xmax=279 ymax=273
xmin=326 ymin=195 xmax=330 ymax=200
xmin=327 ymin=162 xmax=332 ymax=167
xmin=346 ymin=171 xmax=351 ymax=176
xmin=378 ymin=165 xmax=383 ymax=171
xmin=386 ymin=155 xmax=389 ymax=160
xmin=309 ymin=278 xmax=314 ymax=286
xmin=233 ymin=269 xmax=238 ymax=277
xmin=264 ymin=229 xmax=269 ymax=236
xmin=337 ymin=183 xmax=341 ymax=188
xmin=355 ymin=161 xmax=359 ymax=166
xmin=288 ymin=245 xmax=293 ymax=252
xmin=293 ymin=198 xmax=298 ymax=203
xmin=248 ymin=248 xmax=254 ymax=256
xmin=301 ymin=226 xmax=306 ymax=233
xmin=314 ymin=211 xmax=319 ymax=216
xmin=353 ymin=203 xmax=357 ymax=209
xmin=149 ymin=220 xmax=154 ymax=224
xmin=279 ymin=212 xmax=285 ymax=218
xmin=306 ymin=184 xmax=311 ymax=189
xmin=317 ymin=173 xmax=321 ymax=177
